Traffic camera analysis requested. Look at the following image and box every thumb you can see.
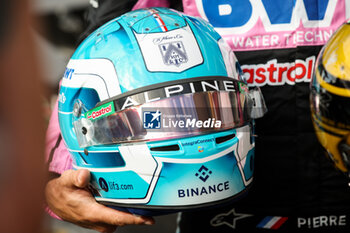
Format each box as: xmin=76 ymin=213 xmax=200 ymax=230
xmin=74 ymin=169 xmax=91 ymax=188
xmin=61 ymin=169 xmax=91 ymax=189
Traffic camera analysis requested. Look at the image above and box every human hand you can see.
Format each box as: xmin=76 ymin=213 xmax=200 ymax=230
xmin=45 ymin=169 xmax=154 ymax=233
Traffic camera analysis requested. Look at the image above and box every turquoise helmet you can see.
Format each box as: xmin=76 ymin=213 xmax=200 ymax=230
xmin=58 ymin=7 xmax=266 ymax=216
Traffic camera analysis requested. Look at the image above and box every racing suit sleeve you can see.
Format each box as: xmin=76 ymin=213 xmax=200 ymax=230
xmin=132 ymin=0 xmax=183 ymax=11
xmin=45 ymin=98 xmax=72 ymax=220
xmin=45 ymin=99 xmax=73 ymax=175
xmin=132 ymin=0 xmax=170 ymax=10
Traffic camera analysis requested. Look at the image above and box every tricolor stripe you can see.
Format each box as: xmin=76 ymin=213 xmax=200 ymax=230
xmin=257 ymin=216 xmax=288 ymax=230
xmin=148 ymin=9 xmax=168 ymax=32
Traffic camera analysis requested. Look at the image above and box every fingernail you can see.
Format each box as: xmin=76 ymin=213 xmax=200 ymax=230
xmin=133 ymin=214 xmax=154 ymax=225
xmin=144 ymin=220 xmax=154 ymax=225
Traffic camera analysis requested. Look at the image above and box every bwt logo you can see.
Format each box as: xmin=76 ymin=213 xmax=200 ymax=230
xmin=196 ymin=0 xmax=338 ymax=31
xmin=195 ymin=165 xmax=212 ymax=182
xmin=143 ymin=110 xmax=161 ymax=129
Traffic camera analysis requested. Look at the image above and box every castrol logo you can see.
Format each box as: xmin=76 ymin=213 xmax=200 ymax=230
xmin=242 ymin=56 xmax=315 ymax=87
xmin=87 ymin=104 xmax=113 ymax=120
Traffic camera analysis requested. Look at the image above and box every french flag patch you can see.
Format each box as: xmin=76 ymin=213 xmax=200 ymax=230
xmin=257 ymin=216 xmax=288 ymax=229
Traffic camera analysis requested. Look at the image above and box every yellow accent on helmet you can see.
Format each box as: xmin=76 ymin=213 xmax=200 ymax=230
xmin=311 ymin=112 xmax=348 ymax=172
xmin=323 ymin=23 xmax=350 ymax=81
xmin=316 ymin=67 xmax=350 ymax=97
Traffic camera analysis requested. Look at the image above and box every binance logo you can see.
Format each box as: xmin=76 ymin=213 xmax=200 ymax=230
xmin=195 ymin=165 xmax=212 ymax=182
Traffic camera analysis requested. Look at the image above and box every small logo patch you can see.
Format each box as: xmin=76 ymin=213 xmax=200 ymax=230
xmin=198 ymin=146 xmax=204 ymax=152
xmin=195 ymin=165 xmax=212 ymax=182
xmin=99 ymin=178 xmax=109 ymax=192
xmin=86 ymin=102 xmax=115 ymax=121
xmin=257 ymin=216 xmax=288 ymax=230
xmin=159 ymin=41 xmax=188 ymax=66
xmin=143 ymin=110 xmax=161 ymax=129
xmin=211 ymin=208 xmax=253 ymax=229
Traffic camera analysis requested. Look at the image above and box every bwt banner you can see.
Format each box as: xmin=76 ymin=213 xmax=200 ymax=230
xmin=186 ymin=0 xmax=349 ymax=50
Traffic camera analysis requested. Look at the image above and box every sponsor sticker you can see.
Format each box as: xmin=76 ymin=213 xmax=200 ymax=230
xmin=159 ymin=41 xmax=188 ymax=66
xmin=134 ymin=25 xmax=203 ymax=72
xmin=142 ymin=109 xmax=222 ymax=130
xmin=99 ymin=178 xmax=109 ymax=192
xmin=143 ymin=110 xmax=162 ymax=129
xmin=195 ymin=165 xmax=212 ymax=182
xmin=85 ymin=102 xmax=115 ymax=121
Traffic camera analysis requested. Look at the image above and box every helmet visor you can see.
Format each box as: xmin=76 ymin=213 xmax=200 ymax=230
xmin=74 ymin=84 xmax=266 ymax=148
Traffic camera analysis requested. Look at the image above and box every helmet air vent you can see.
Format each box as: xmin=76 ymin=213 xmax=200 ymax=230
xmin=150 ymin=144 xmax=180 ymax=151
xmin=215 ymin=134 xmax=235 ymax=144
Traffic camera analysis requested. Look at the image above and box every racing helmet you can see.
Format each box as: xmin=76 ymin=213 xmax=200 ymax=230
xmin=58 ymin=7 xmax=266 ymax=216
xmin=310 ymin=21 xmax=350 ymax=179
